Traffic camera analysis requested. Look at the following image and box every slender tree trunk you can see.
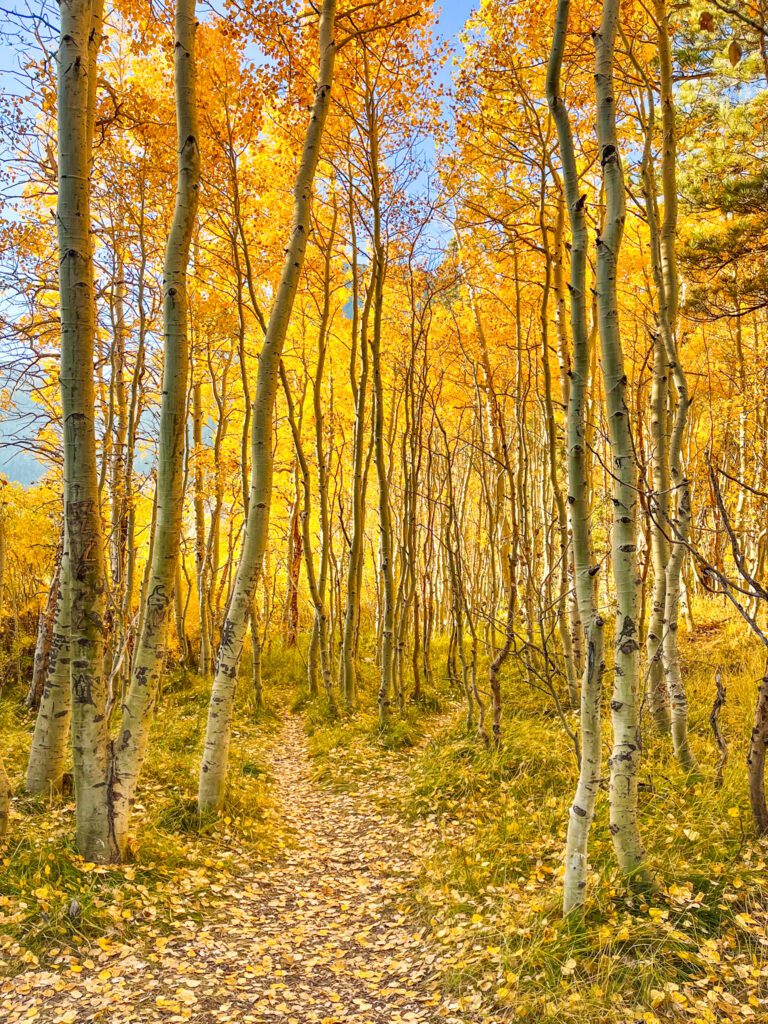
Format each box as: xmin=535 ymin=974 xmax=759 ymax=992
xmin=280 ymin=362 xmax=335 ymax=711
xmin=593 ymin=0 xmax=647 ymax=881
xmin=341 ymin=250 xmax=373 ymax=710
xmin=193 ymin=377 xmax=212 ymax=674
xmin=538 ymin=188 xmax=579 ymax=708
xmin=109 ymin=247 xmax=129 ymax=589
xmin=283 ymin=470 xmax=302 ymax=647
xmin=198 ymin=1 xmax=337 ymax=812
xmin=547 ymin=0 xmax=607 ymax=913
xmin=58 ymin=0 xmax=114 ymax=862
xmin=27 ymin=536 xmax=63 ymax=709
xmin=747 ymin=661 xmax=768 ymax=834
xmin=110 ymin=0 xmax=200 ymax=856
xmin=646 ymin=324 xmax=671 ymax=731
xmin=0 ymin=748 xmax=9 ymax=837
xmin=250 ymin=604 xmax=263 ymax=710
xmin=174 ymin=561 xmax=188 ymax=663
xmin=653 ymin=0 xmax=698 ymax=773
xmin=362 ymin=66 xmax=395 ymax=726
xmin=310 ymin=204 xmax=337 ymax=707
xmin=553 ymin=198 xmax=585 ymax=679
xmin=26 ymin=539 xmax=73 ymax=795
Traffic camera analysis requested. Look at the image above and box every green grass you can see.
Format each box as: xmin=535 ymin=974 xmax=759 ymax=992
xmin=5 ymin=606 xmax=768 ymax=1019
xmin=301 ymin=605 xmax=768 ymax=1022
xmin=0 ymin=668 xmax=286 ymax=972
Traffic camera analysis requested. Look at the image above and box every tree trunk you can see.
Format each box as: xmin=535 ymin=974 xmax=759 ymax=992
xmin=655 ymin=0 xmax=698 ymax=773
xmin=547 ymin=0 xmax=606 ymax=912
xmin=26 ymin=540 xmax=73 ymax=795
xmin=0 ymin=754 xmax=9 ymax=837
xmin=747 ymin=662 xmax=768 ymax=834
xmin=58 ymin=0 xmax=113 ymax=863
xmin=593 ymin=0 xmax=647 ymax=882
xmin=341 ymin=239 xmax=373 ymax=710
xmin=198 ymin=0 xmax=337 ymax=812
xmin=538 ymin=187 xmax=579 ymax=709
xmin=193 ymin=376 xmax=212 ymax=674
xmin=280 ymin=362 xmax=335 ymax=711
xmin=27 ymin=536 xmax=63 ymax=709
xmin=110 ymin=0 xmax=200 ymax=857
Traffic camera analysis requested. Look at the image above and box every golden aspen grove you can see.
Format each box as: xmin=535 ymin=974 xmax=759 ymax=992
xmin=1 ymin=0 xmax=768 ymax=1020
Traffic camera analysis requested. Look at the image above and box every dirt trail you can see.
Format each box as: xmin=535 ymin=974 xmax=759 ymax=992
xmin=7 ymin=716 xmax=472 ymax=1024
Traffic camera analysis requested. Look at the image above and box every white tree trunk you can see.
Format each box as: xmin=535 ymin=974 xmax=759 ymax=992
xmin=109 ymin=0 xmax=201 ymax=858
xmin=547 ymin=0 xmax=606 ymax=913
xmin=198 ymin=0 xmax=338 ymax=812
xmin=593 ymin=0 xmax=647 ymax=882
xmin=26 ymin=540 xmax=72 ymax=795
xmin=58 ymin=0 xmax=114 ymax=863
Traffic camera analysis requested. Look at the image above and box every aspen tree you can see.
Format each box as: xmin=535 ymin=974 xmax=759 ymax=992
xmin=284 ymin=472 xmax=303 ymax=648
xmin=110 ymin=0 xmax=200 ymax=855
xmin=108 ymin=246 xmax=129 ymax=591
xmin=0 ymin=750 xmax=8 ymax=837
xmin=198 ymin=0 xmax=337 ymax=811
xmin=546 ymin=0 xmax=606 ymax=910
xmin=593 ymin=0 xmax=647 ymax=880
xmin=280 ymin=361 xmax=335 ymax=710
xmin=362 ymin=53 xmax=395 ymax=727
xmin=58 ymin=0 xmax=113 ymax=862
xmin=193 ymin=372 xmax=212 ymax=675
xmin=121 ymin=207 xmax=150 ymax=652
xmin=458 ymin=250 xmax=518 ymax=746
xmin=440 ymin=419 xmax=476 ymax=732
xmin=27 ymin=539 xmax=62 ymax=710
xmin=635 ymin=80 xmax=674 ymax=733
xmin=341 ymin=174 xmax=373 ymax=709
xmin=553 ymin=196 xmax=584 ymax=678
xmin=307 ymin=205 xmax=338 ymax=706
xmin=204 ymin=342 xmax=235 ymax=647
xmin=646 ymin=325 xmax=672 ymax=729
xmin=26 ymin=540 xmax=72 ymax=795
xmin=538 ymin=185 xmax=579 ymax=710
xmin=653 ymin=0 xmax=698 ymax=773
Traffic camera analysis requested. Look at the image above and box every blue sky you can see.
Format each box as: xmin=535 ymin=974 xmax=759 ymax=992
xmin=0 ymin=0 xmax=478 ymax=485
xmin=435 ymin=1 xmax=476 ymax=88
xmin=436 ymin=1 xmax=476 ymax=37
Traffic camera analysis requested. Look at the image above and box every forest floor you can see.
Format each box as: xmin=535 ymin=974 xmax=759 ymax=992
xmin=4 ymin=610 xmax=768 ymax=1023
xmin=2 ymin=712 xmax=472 ymax=1024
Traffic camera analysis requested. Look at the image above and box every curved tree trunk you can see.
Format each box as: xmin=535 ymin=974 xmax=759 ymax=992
xmin=547 ymin=0 xmax=606 ymax=913
xmin=110 ymin=0 xmax=201 ymax=857
xmin=198 ymin=0 xmax=338 ymax=812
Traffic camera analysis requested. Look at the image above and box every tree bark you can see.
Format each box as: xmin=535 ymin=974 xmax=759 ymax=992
xmin=27 ymin=536 xmax=63 ymax=710
xmin=748 ymin=663 xmax=768 ymax=834
xmin=110 ymin=0 xmax=200 ymax=857
xmin=26 ymin=539 xmax=73 ymax=795
xmin=198 ymin=0 xmax=338 ymax=812
xmin=547 ymin=0 xmax=606 ymax=912
xmin=58 ymin=0 xmax=113 ymax=862
xmin=653 ymin=0 xmax=698 ymax=773
xmin=341 ymin=198 xmax=373 ymax=709
xmin=593 ymin=0 xmax=647 ymax=882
